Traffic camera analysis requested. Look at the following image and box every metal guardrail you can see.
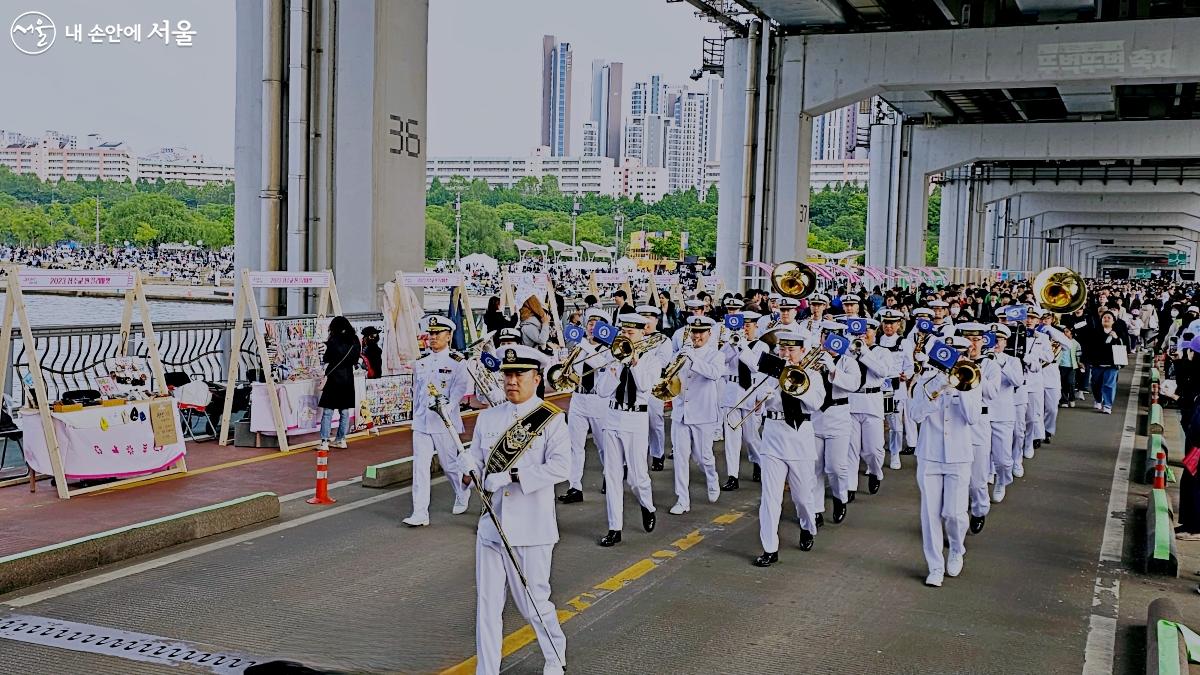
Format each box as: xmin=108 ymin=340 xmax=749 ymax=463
xmin=6 ymin=312 xmax=385 ymax=405
xmin=936 ymin=163 xmax=1200 ymax=186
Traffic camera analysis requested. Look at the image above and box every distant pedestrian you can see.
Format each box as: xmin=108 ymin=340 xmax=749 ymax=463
xmin=318 ymin=316 xmax=361 ymax=450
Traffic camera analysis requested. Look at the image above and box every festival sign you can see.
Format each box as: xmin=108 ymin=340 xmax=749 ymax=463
xmin=401 ymin=273 xmax=463 ymax=287
xmin=247 ymin=271 xmax=333 ymax=288
xmin=17 ymin=269 xmax=137 ymax=289
xmin=593 ymin=272 xmax=628 ymax=284
xmin=652 ymin=274 xmax=676 ymax=287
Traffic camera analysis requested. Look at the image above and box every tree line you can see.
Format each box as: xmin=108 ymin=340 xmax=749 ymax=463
xmin=425 ymin=175 xmax=940 ymax=264
xmin=0 ymin=167 xmax=234 ymax=248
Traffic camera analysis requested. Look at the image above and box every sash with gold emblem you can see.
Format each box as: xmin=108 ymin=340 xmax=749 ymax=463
xmin=484 ymin=401 xmax=562 ymax=475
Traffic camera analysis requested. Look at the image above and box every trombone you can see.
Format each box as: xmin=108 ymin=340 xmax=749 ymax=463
xmin=924 ymin=358 xmax=982 ymax=401
xmin=727 ymin=347 xmax=825 ymax=429
xmin=651 ymin=353 xmax=692 ymax=400
xmin=577 ymin=332 xmax=668 ymax=378
xmin=545 ymin=345 xmax=584 ymax=394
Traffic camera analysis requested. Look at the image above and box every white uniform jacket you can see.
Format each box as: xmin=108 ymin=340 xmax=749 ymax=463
xmin=908 ymin=369 xmax=983 ymax=464
xmin=594 ymin=350 xmax=663 ymax=432
xmin=412 ymin=348 xmax=470 ymax=434
xmin=848 ymin=345 xmax=896 ymax=417
xmin=670 ymin=343 xmax=725 ymax=425
xmin=987 ymin=351 xmax=1025 ymax=423
xmin=1039 ymin=326 xmax=1073 ymax=388
xmin=461 ymin=397 xmax=571 ymax=547
xmin=569 ymin=340 xmax=608 ymax=419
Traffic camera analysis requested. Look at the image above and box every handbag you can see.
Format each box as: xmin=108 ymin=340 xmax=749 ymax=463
xmin=1111 ymin=343 xmax=1129 ymax=367
xmin=319 ymin=346 xmax=353 ymax=391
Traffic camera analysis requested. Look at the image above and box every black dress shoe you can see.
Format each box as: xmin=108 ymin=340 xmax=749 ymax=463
xmin=641 ymin=506 xmax=656 ymax=532
xmin=597 ymin=530 xmax=622 ymax=547
xmin=650 ymin=457 xmax=664 ymax=472
xmin=815 ymin=513 xmax=824 ymax=528
xmin=847 ymin=490 xmax=856 ymax=503
xmin=752 ymin=551 xmax=778 ymax=567
xmin=798 ymin=530 xmax=814 ymax=551
xmin=868 ymin=475 xmax=881 ymax=495
xmin=600 ymin=479 xmax=606 ymax=495
xmin=901 ymin=446 xmax=916 ymax=455
xmin=832 ymin=498 xmax=847 ymax=524
xmin=721 ymin=476 xmax=739 ymax=491
xmin=1044 ymin=434 xmax=1052 ymax=444
xmin=1033 ymin=439 xmax=1042 ymax=449
xmin=557 ymin=488 xmax=583 ymax=504
xmin=623 ymin=465 xmax=629 ymax=479
xmin=969 ymin=515 xmax=985 ymax=534
xmin=751 ymin=464 xmax=761 ymax=482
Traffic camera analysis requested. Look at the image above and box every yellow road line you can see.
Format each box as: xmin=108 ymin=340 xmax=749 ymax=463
xmin=438 ymin=509 xmax=746 ymax=674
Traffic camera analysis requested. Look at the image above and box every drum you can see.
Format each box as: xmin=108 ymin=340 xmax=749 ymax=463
xmin=883 ymin=393 xmax=898 ymax=415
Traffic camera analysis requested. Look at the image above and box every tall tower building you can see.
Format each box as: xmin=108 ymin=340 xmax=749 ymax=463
xmin=631 ymin=82 xmax=649 ymax=117
xmin=589 ymin=59 xmax=623 ymax=163
xmin=541 ymin=35 xmax=573 ymax=157
xmin=582 ymin=121 xmax=600 ymax=158
xmin=666 ymin=91 xmax=708 ymax=193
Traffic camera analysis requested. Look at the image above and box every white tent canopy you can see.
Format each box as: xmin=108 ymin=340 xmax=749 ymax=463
xmin=580 ymin=241 xmax=615 ymax=260
xmin=828 ymin=250 xmax=864 ymax=262
xmin=547 ymin=240 xmax=581 ymax=259
xmin=514 ymin=239 xmax=548 ymax=256
xmin=458 ymin=252 xmax=498 ymax=273
xmin=615 ymin=257 xmax=638 ymax=272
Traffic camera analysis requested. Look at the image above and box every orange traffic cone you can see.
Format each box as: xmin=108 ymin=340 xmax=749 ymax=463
xmin=307 ymin=449 xmax=336 ymax=505
xmin=1153 ymin=451 xmax=1167 ymax=490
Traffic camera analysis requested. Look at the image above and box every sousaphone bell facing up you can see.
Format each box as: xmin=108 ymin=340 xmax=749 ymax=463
xmin=1033 ymin=266 xmax=1087 ymax=315
xmin=771 ymin=260 xmax=819 ymax=300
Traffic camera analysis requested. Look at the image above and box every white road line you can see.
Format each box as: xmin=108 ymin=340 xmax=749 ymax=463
xmin=3 ymin=477 xmax=447 ymax=608
xmin=1082 ymin=357 xmax=1142 ymax=675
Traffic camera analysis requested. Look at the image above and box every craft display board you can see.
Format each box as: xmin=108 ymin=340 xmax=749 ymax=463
xmin=261 ymin=316 xmax=330 ymax=382
xmin=218 ymin=270 xmax=343 ymax=453
xmin=355 ymin=374 xmax=414 ymax=431
xmin=0 ymin=268 xmax=182 ymax=499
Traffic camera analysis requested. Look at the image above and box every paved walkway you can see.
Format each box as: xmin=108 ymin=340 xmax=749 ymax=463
xmin=0 ymin=368 xmax=1147 ymax=674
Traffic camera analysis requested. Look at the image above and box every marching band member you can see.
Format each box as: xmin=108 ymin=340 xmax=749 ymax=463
xmin=929 ymin=300 xmax=955 ymax=336
xmin=673 ymin=299 xmax=708 ymax=351
xmin=1038 ymin=312 xmax=1073 ymax=443
xmin=1022 ymin=308 xmax=1054 ymax=458
xmin=758 ymin=296 xmax=801 ymax=335
xmin=799 ymin=293 xmax=830 ymax=339
xmin=460 ymin=344 xmax=569 ymax=675
xmin=1001 ymin=307 xmax=1032 ymax=479
xmin=720 ymin=310 xmax=762 ymax=488
xmin=495 ymin=327 xmax=522 ymax=348
xmin=987 ymin=324 xmax=1024 ymax=503
xmin=638 ymin=304 xmax=674 ymax=472
xmin=900 ymin=307 xmax=938 ymax=454
xmin=755 ymin=293 xmax=782 ymax=333
xmin=875 ymin=310 xmax=908 ymax=470
xmin=558 ymin=308 xmax=610 ymax=504
xmin=839 ymin=294 xmax=862 ymax=319
xmin=404 ymin=316 xmax=473 ymax=527
xmin=910 ymin=335 xmax=982 ymax=587
xmin=954 ymin=323 xmax=1001 ymax=535
xmin=812 ymin=320 xmax=861 ymax=524
xmin=741 ymin=331 xmax=826 ymax=566
xmin=594 ymin=313 xmax=664 ymax=546
xmin=469 ymin=332 xmax=505 ymax=407
xmin=667 ymin=316 xmax=726 ymax=514
xmin=847 ymin=317 xmax=894 ymax=496
xmin=738 ymin=311 xmax=765 ymax=483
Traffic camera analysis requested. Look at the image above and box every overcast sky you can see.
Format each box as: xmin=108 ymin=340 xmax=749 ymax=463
xmin=1 ymin=0 xmax=713 ymax=163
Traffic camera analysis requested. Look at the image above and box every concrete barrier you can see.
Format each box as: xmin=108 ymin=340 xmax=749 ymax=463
xmin=1146 ymin=597 xmax=1190 ymax=675
xmin=1143 ymin=488 xmax=1179 ymax=576
xmin=1142 ymin=433 xmax=1165 ymax=485
xmin=0 ymin=492 xmax=280 ymax=595
xmin=1149 ymin=403 xmax=1165 ymax=435
xmin=363 ymin=455 xmax=440 ymax=489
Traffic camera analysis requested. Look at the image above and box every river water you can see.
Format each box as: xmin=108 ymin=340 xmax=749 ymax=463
xmin=1 ymin=294 xmax=235 ymax=326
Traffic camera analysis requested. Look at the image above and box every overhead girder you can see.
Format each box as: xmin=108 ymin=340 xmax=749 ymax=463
xmin=976 ymin=180 xmax=1200 ymax=205
xmin=1009 ymin=192 xmax=1200 ymax=222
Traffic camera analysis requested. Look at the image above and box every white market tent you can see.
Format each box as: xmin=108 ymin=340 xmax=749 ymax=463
xmin=828 ymin=250 xmax=864 ymax=262
xmin=580 ymin=241 xmax=615 ymax=261
xmin=458 ymin=252 xmax=498 ymax=273
xmin=547 ymin=240 xmax=581 ymax=261
xmin=614 ymin=256 xmax=639 ymax=272
xmin=514 ymin=239 xmax=548 ymax=257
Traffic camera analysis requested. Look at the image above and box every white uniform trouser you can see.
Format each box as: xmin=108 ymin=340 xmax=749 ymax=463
xmin=720 ymin=406 xmax=742 ymax=478
xmin=1025 ymin=387 xmax=1045 ymax=451
xmin=648 ymin=398 xmax=666 ymax=460
xmin=1011 ymin=402 xmax=1028 ymax=473
xmin=1043 ymin=386 xmax=1061 ymax=436
xmin=566 ymin=412 xmax=605 ymax=491
xmin=885 ymin=404 xmax=904 ymax=458
xmin=916 ymin=458 xmax=970 ymax=575
xmin=602 ymin=426 xmax=655 ymax=531
xmin=475 ymin=538 xmax=565 ymax=675
xmin=969 ymin=437 xmax=991 ymax=518
xmin=759 ymin=420 xmax=818 ymax=553
xmin=671 ymin=421 xmax=719 ymax=510
xmin=742 ymin=411 xmax=762 ymax=467
xmin=990 ymin=421 xmax=1015 ymax=487
xmin=849 ymin=411 xmax=885 ymax=491
xmin=902 ymin=392 xmax=919 ymax=448
xmin=814 ymin=412 xmax=851 ymax=512
xmin=411 ymin=430 xmax=468 ymax=521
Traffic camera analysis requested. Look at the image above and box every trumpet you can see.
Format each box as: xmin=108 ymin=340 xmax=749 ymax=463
xmin=849 ymin=337 xmax=868 ymax=356
xmin=923 ymin=358 xmax=982 ymax=401
xmin=651 ymin=353 xmax=692 ymax=400
xmin=578 ymin=332 xmax=668 ymax=378
xmin=545 ymin=346 xmax=584 ymax=394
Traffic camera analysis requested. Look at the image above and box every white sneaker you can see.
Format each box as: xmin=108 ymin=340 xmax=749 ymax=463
xmin=1103 ymin=406 xmax=1112 ymax=415
xmin=452 ymin=497 xmax=470 ymax=515
xmin=543 ymin=664 xmax=565 ymax=675
xmin=707 ymin=488 xmax=720 ymax=503
xmin=333 ymin=439 xmax=348 ymax=449
xmin=317 ymin=440 xmax=329 ymax=451
xmin=889 ymin=454 xmax=902 ymax=470
xmin=946 ymin=554 xmax=964 ymax=577
xmin=1023 ymin=449 xmax=1035 ymax=460
xmin=1093 ymin=402 xmax=1102 ymax=411
xmin=1059 ymin=403 xmax=1068 ymax=409
xmin=925 ymin=571 xmax=944 ymax=587
xmin=1013 ymin=465 xmax=1024 ymax=478
xmin=402 ymin=516 xmax=429 ymax=527
xmin=669 ymin=502 xmax=689 ymax=515
xmin=992 ymin=485 xmax=1006 ymax=503
xmin=1069 ymin=401 xmax=1075 ymax=408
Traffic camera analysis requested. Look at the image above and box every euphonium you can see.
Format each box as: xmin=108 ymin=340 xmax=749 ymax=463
xmin=925 ymin=358 xmax=983 ymax=400
xmin=1033 ymin=266 xmax=1087 ymax=314
xmin=652 ymin=353 xmax=692 ymax=400
xmin=545 ymin=346 xmax=584 ymax=393
xmin=771 ymin=260 xmax=818 ymax=300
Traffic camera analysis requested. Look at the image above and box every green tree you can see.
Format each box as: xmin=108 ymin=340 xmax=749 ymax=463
xmin=425 ymin=209 xmax=453 ymax=260
xmin=926 ymin=186 xmax=942 ymax=265
xmin=427 ymin=177 xmax=452 ymax=206
xmin=649 ymin=231 xmax=682 ymax=260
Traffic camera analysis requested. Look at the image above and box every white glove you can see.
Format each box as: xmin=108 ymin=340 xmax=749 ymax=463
xmin=914 ymin=352 xmax=928 ymax=364
xmin=483 ymin=472 xmax=512 ymax=492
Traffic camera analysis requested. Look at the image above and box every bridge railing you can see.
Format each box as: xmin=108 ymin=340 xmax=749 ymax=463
xmin=4 ymin=312 xmax=386 ymax=406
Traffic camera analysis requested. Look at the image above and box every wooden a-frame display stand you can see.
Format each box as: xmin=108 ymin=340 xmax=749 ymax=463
xmin=0 ymin=268 xmax=181 ymax=499
xmin=217 ymin=269 xmax=343 ymax=453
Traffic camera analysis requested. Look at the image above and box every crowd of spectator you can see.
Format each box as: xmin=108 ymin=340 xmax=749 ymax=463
xmin=0 ymin=244 xmax=235 ymax=284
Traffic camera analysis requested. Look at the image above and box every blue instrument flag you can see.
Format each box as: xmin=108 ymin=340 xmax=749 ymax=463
xmin=824 ymin=333 xmax=850 ymax=356
xmin=916 ymin=318 xmax=935 ymax=334
xmin=593 ymin=321 xmax=617 ymax=346
xmin=928 ymin=340 xmax=960 ymax=370
xmin=563 ymin=324 xmax=585 ymax=344
xmin=480 ymin=352 xmax=501 ymax=372
xmin=725 ymin=313 xmax=745 ymax=330
xmin=982 ymin=331 xmax=997 ymax=349
xmin=843 ymin=317 xmax=867 ymax=336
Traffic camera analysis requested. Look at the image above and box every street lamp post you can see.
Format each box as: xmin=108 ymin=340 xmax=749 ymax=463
xmin=570 ymin=193 xmax=581 ymax=249
xmin=613 ymin=209 xmax=625 ymax=266
xmin=454 ymin=190 xmax=462 ymax=264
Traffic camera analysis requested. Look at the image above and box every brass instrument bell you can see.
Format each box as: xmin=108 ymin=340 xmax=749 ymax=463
xmin=1032 ymin=266 xmax=1087 ymax=315
xmin=771 ymin=261 xmax=818 ymax=300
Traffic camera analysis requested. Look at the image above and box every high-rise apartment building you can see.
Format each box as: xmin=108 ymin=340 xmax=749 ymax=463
xmin=541 ymin=35 xmax=573 ymax=157
xmin=631 ymin=82 xmax=649 ymax=118
xmin=589 ymin=59 xmax=623 ymax=163
xmin=581 ymin=122 xmax=599 ymax=158
xmin=666 ymin=91 xmax=709 ymax=193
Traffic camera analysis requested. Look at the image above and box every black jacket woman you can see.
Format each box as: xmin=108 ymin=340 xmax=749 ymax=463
xmin=318 ymin=316 xmax=361 ymax=449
